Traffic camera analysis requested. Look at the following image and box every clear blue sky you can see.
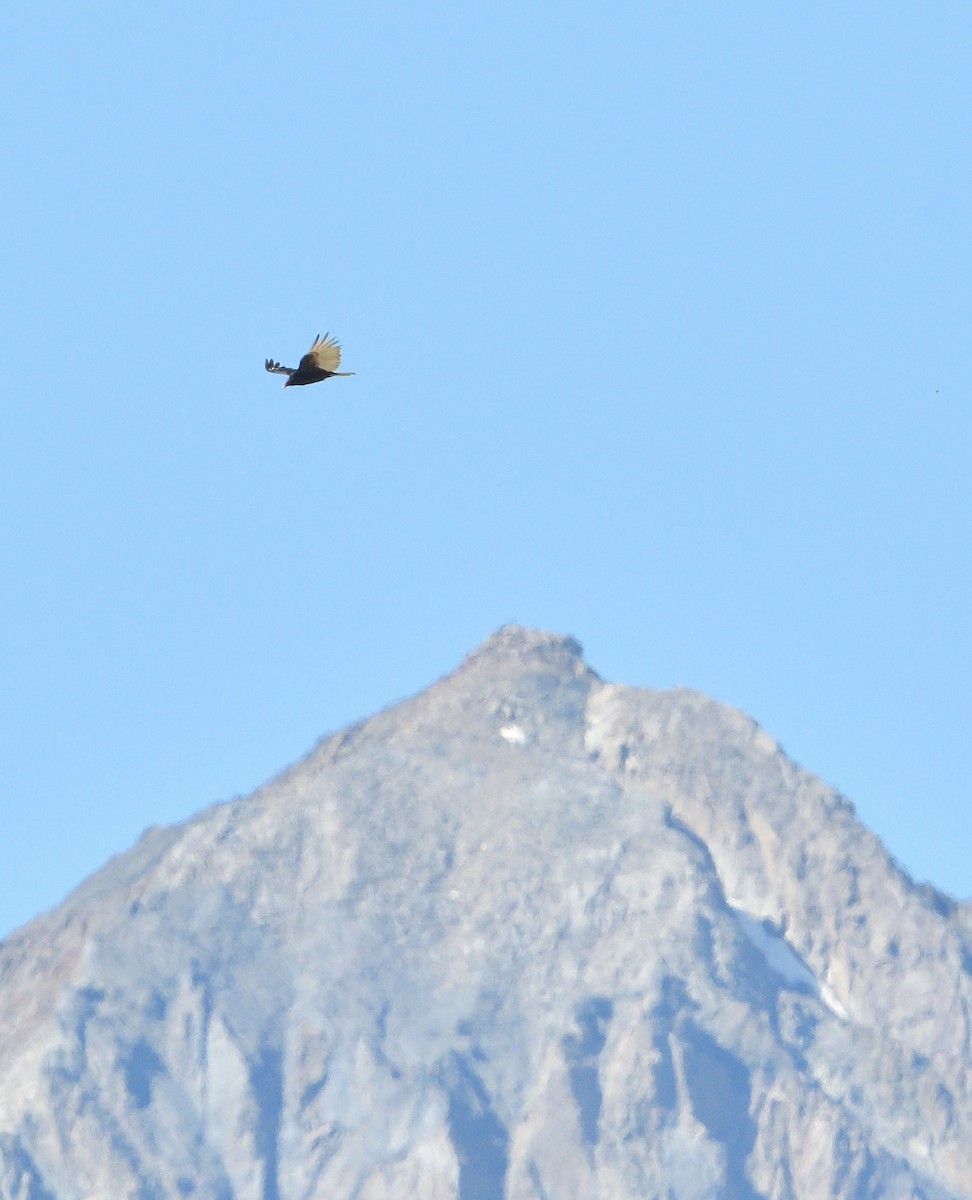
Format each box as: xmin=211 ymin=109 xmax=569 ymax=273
xmin=2 ymin=3 xmax=970 ymax=938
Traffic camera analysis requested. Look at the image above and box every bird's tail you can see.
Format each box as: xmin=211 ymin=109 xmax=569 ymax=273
xmin=333 ymin=371 xmax=356 ymax=376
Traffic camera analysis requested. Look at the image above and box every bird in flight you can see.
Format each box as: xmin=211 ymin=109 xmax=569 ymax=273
xmin=265 ymin=333 xmax=355 ymax=387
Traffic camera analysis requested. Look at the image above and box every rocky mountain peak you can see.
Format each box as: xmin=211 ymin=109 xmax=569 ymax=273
xmin=457 ymin=623 xmax=590 ymax=676
xmin=429 ymin=623 xmax=596 ymax=725
xmin=1 ymin=628 xmax=970 ymax=1200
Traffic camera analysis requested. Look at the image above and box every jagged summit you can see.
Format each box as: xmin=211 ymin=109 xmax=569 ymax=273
xmin=457 ymin=623 xmax=590 ymax=675
xmin=296 ymin=625 xmax=600 ymax=782
xmin=410 ymin=622 xmax=596 ymax=719
xmin=1 ymin=630 xmax=971 ymax=1200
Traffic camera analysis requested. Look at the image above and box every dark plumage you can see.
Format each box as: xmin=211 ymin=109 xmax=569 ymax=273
xmin=265 ymin=333 xmax=355 ymax=387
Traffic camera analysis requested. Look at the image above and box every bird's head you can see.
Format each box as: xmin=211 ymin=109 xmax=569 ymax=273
xmin=282 ymin=378 xmax=293 ymax=388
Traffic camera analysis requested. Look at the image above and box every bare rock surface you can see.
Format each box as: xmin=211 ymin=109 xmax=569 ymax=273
xmin=1 ymin=625 xmax=970 ymax=1199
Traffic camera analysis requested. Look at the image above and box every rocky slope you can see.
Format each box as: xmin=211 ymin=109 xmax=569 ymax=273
xmin=1 ymin=626 xmax=970 ymax=1199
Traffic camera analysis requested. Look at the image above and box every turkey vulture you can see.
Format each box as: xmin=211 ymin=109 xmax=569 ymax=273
xmin=265 ymin=333 xmax=355 ymax=387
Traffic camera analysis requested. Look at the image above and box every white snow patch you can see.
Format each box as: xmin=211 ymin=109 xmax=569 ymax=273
xmin=731 ymin=904 xmax=818 ymax=992
xmin=727 ymin=899 xmax=850 ymax=1023
xmin=820 ymin=979 xmax=849 ymax=1021
xmin=499 ymin=724 xmax=529 ymax=745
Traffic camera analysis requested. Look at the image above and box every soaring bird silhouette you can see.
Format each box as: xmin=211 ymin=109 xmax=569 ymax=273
xmin=265 ymin=333 xmax=355 ymax=387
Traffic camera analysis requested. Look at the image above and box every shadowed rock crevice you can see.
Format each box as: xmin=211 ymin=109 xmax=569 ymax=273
xmin=0 ymin=1134 xmax=57 ymax=1200
xmin=249 ymin=1042 xmax=283 ymax=1200
xmin=680 ymin=1021 xmax=762 ymax=1200
xmin=562 ymin=996 xmax=613 ymax=1146
xmin=648 ymin=977 xmax=689 ymax=1112
xmin=122 ymin=1037 xmax=166 ymax=1109
xmin=439 ymin=1053 xmax=509 ymax=1200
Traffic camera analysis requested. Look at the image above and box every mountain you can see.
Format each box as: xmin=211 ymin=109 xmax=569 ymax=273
xmin=1 ymin=625 xmax=971 ymax=1200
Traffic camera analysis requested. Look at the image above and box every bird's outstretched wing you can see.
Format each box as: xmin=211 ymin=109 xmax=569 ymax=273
xmin=264 ymin=358 xmax=295 ymax=376
xmin=299 ymin=333 xmax=345 ymax=375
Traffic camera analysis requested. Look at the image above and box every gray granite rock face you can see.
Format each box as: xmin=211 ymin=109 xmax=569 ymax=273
xmin=1 ymin=626 xmax=970 ymax=1199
